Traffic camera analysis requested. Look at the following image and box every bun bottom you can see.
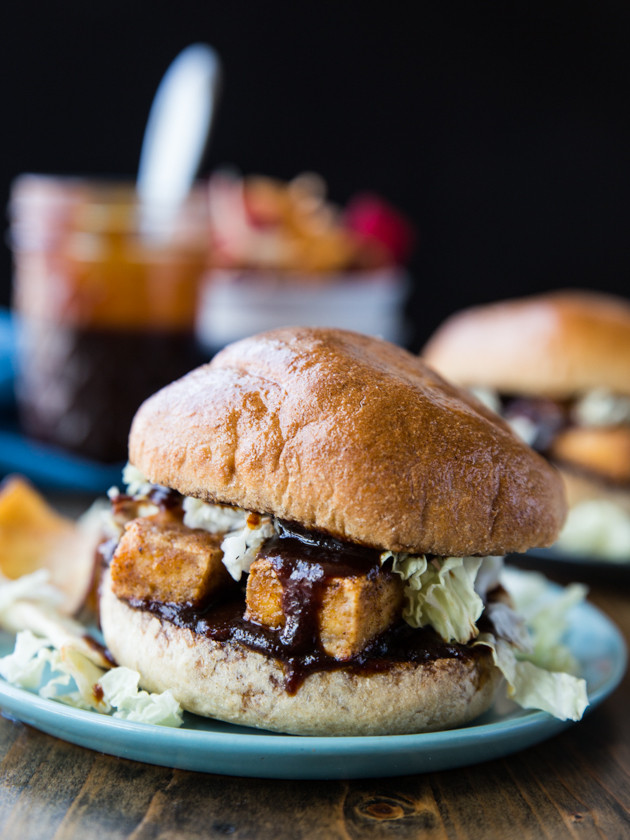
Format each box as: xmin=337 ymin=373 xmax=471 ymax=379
xmin=100 ymin=572 xmax=502 ymax=736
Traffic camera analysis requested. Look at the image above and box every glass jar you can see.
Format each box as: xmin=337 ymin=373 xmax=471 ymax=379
xmin=9 ymin=174 xmax=210 ymax=463
xmin=196 ymin=266 xmax=410 ymax=354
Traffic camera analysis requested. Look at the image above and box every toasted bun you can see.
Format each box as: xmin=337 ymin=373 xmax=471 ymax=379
xmin=422 ymin=290 xmax=630 ymax=398
xmin=550 ymin=426 xmax=630 ymax=485
xmin=100 ymin=570 xmax=502 ymax=735
xmin=128 ymin=327 xmax=566 ymax=556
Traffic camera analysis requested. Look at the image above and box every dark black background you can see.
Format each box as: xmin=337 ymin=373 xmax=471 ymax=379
xmin=2 ymin=1 xmax=630 ymax=349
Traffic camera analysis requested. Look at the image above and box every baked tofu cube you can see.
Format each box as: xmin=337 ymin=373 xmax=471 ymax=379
xmin=245 ymin=556 xmax=404 ymax=660
xmin=318 ymin=573 xmax=403 ymax=659
xmin=110 ymin=512 xmax=230 ymax=604
xmin=244 ymin=557 xmax=285 ymax=629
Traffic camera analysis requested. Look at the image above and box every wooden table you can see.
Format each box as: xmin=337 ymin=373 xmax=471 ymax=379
xmin=0 ymin=539 xmax=628 ymax=838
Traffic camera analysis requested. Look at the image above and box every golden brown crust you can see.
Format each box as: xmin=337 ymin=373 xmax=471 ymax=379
xmin=100 ymin=570 xmax=502 ymax=735
xmin=422 ymin=290 xmax=630 ymax=397
xmin=109 ymin=511 xmax=230 ymax=604
xmin=550 ymin=426 xmax=630 ymax=485
xmin=128 ymin=327 xmax=566 ymax=556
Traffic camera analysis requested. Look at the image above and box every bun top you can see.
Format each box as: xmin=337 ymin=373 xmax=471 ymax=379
xmin=128 ymin=327 xmax=566 ymax=556
xmin=422 ymin=290 xmax=630 ymax=397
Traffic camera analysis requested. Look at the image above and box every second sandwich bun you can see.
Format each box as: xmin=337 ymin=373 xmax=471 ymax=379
xmin=422 ymin=290 xmax=630 ymax=558
xmin=422 ymin=290 xmax=630 ymax=398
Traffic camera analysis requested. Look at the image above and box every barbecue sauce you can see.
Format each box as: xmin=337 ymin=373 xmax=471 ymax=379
xmin=124 ymin=518 xmax=484 ymax=693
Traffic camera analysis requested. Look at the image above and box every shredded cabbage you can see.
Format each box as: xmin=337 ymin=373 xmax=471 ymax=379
xmin=0 ymin=630 xmax=53 ymax=690
xmin=98 ymin=667 xmax=183 ymax=726
xmin=113 ymin=466 xmax=591 ymax=724
xmin=0 ymin=569 xmax=64 ymax=618
xmin=469 ymin=386 xmax=501 ymax=414
xmin=556 ymin=500 xmax=630 ymax=562
xmin=183 ymin=498 xmax=277 ymax=580
xmin=485 ymin=601 xmax=531 ymax=650
xmin=219 ymin=517 xmax=277 ymax=580
xmin=183 ymin=497 xmax=248 ymax=533
xmin=474 ymin=633 xmax=588 ymax=721
xmin=120 ymin=463 xmax=156 ymax=498
xmin=384 ymin=553 xmax=483 ymax=644
xmin=39 ymin=644 xmax=110 ymax=711
xmin=474 ymin=555 xmax=504 ymax=600
xmin=123 ymin=469 xmax=278 ymax=581
xmin=572 ymin=388 xmax=630 ymax=427
xmin=472 ymin=570 xmax=590 ymax=720
xmin=506 ymin=571 xmax=587 ymax=674
xmin=0 ymin=630 xmax=184 ymax=727
xmin=506 ymin=415 xmax=539 ymax=447
xmin=381 ymin=552 xmax=589 ymax=721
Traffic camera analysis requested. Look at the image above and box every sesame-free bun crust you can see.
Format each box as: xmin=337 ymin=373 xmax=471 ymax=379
xmin=550 ymin=426 xmax=630 ymax=485
xmin=129 ymin=327 xmax=566 ymax=556
xmin=100 ymin=570 xmax=502 ymax=736
xmin=422 ymin=290 xmax=630 ymax=398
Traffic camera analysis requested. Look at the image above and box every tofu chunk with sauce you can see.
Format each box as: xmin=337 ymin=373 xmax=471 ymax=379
xmin=110 ymin=511 xmax=231 ymax=604
xmin=245 ymin=556 xmax=404 ymax=660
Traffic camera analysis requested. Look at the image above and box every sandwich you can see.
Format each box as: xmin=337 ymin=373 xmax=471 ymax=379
xmin=422 ymin=290 xmax=630 ymax=559
xmin=99 ymin=326 xmax=586 ymax=735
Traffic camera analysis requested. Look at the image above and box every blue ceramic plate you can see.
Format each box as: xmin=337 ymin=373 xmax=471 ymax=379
xmin=0 ymin=570 xmax=625 ymax=779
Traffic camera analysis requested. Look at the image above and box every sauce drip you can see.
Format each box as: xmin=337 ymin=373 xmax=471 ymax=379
xmin=261 ymin=522 xmax=383 ymax=655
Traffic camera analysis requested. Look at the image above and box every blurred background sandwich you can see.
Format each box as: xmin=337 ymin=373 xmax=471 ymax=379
xmin=422 ymin=290 xmax=630 ymax=560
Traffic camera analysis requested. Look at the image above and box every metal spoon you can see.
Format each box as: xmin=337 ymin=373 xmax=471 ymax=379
xmin=137 ymin=43 xmax=221 ymax=238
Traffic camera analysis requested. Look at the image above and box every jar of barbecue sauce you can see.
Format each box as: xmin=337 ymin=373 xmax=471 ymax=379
xmin=9 ymin=174 xmax=209 ymax=463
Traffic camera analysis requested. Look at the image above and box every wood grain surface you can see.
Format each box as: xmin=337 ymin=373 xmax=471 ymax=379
xmin=0 ymin=559 xmax=628 ymax=839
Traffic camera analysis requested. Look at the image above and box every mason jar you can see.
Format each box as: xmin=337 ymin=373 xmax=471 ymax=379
xmin=9 ymin=174 xmax=209 ymax=463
